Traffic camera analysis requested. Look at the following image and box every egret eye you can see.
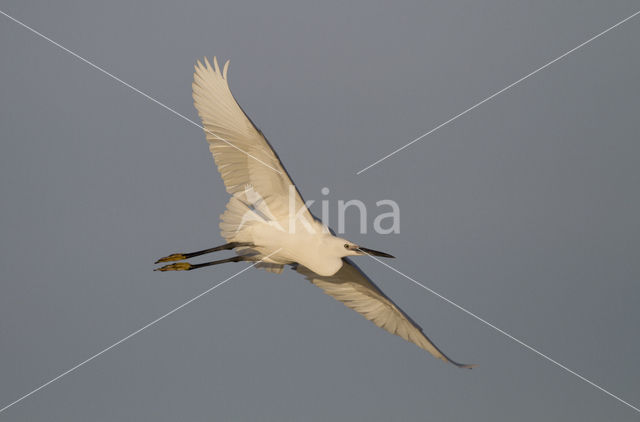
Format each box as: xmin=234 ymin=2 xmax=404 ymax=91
xmin=344 ymin=244 xmax=350 ymax=249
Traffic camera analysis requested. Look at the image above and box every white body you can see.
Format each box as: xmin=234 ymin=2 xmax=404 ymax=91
xmin=187 ymin=57 xmax=473 ymax=367
xmin=244 ymin=218 xmax=346 ymax=276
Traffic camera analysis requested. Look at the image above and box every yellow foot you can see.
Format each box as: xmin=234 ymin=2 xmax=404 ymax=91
xmin=155 ymin=253 xmax=187 ymax=264
xmin=154 ymin=262 xmax=192 ymax=272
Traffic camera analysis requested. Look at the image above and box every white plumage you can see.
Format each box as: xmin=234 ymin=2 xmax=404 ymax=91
xmin=156 ymin=57 xmax=473 ymax=368
xmin=297 ymin=261 xmax=473 ymax=367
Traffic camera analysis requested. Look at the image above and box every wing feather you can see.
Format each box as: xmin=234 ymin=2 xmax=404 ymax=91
xmin=192 ymin=57 xmax=314 ymax=230
xmin=297 ymin=259 xmax=474 ymax=368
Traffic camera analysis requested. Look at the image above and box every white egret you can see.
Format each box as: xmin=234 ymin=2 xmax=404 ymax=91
xmin=155 ymin=57 xmax=474 ymax=368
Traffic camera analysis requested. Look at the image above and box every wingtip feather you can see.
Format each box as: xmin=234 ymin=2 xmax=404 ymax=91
xmin=452 ymin=361 xmax=477 ymax=369
xmin=223 ymin=59 xmax=230 ymax=79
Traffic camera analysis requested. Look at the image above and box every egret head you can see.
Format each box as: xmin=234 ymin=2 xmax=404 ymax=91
xmin=334 ymin=238 xmax=395 ymax=259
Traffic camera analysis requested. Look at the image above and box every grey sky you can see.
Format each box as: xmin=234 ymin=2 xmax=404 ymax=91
xmin=1 ymin=1 xmax=639 ymax=421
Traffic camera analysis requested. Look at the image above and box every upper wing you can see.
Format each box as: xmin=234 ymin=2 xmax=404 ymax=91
xmin=192 ymin=57 xmax=314 ymax=228
xmin=297 ymin=259 xmax=475 ymax=368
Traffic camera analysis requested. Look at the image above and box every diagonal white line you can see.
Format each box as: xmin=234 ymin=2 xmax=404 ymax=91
xmin=356 ymin=9 xmax=640 ymax=175
xmin=0 ymin=9 xmax=283 ymax=175
xmin=0 ymin=249 xmax=281 ymax=415
xmin=360 ymin=251 xmax=640 ymax=414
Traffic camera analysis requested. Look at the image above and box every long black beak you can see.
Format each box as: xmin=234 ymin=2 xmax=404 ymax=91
xmin=358 ymin=247 xmax=395 ymax=258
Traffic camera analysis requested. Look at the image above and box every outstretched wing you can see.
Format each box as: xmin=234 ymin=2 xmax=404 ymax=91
xmin=192 ymin=57 xmax=314 ymax=229
xmin=297 ymin=259 xmax=474 ymax=368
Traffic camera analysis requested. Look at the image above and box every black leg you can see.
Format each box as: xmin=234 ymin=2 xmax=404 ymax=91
xmin=154 ymin=255 xmax=251 ymax=272
xmin=155 ymin=242 xmax=253 ymax=264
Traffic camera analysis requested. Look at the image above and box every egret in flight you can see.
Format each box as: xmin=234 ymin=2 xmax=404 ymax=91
xmin=155 ymin=57 xmax=474 ymax=368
